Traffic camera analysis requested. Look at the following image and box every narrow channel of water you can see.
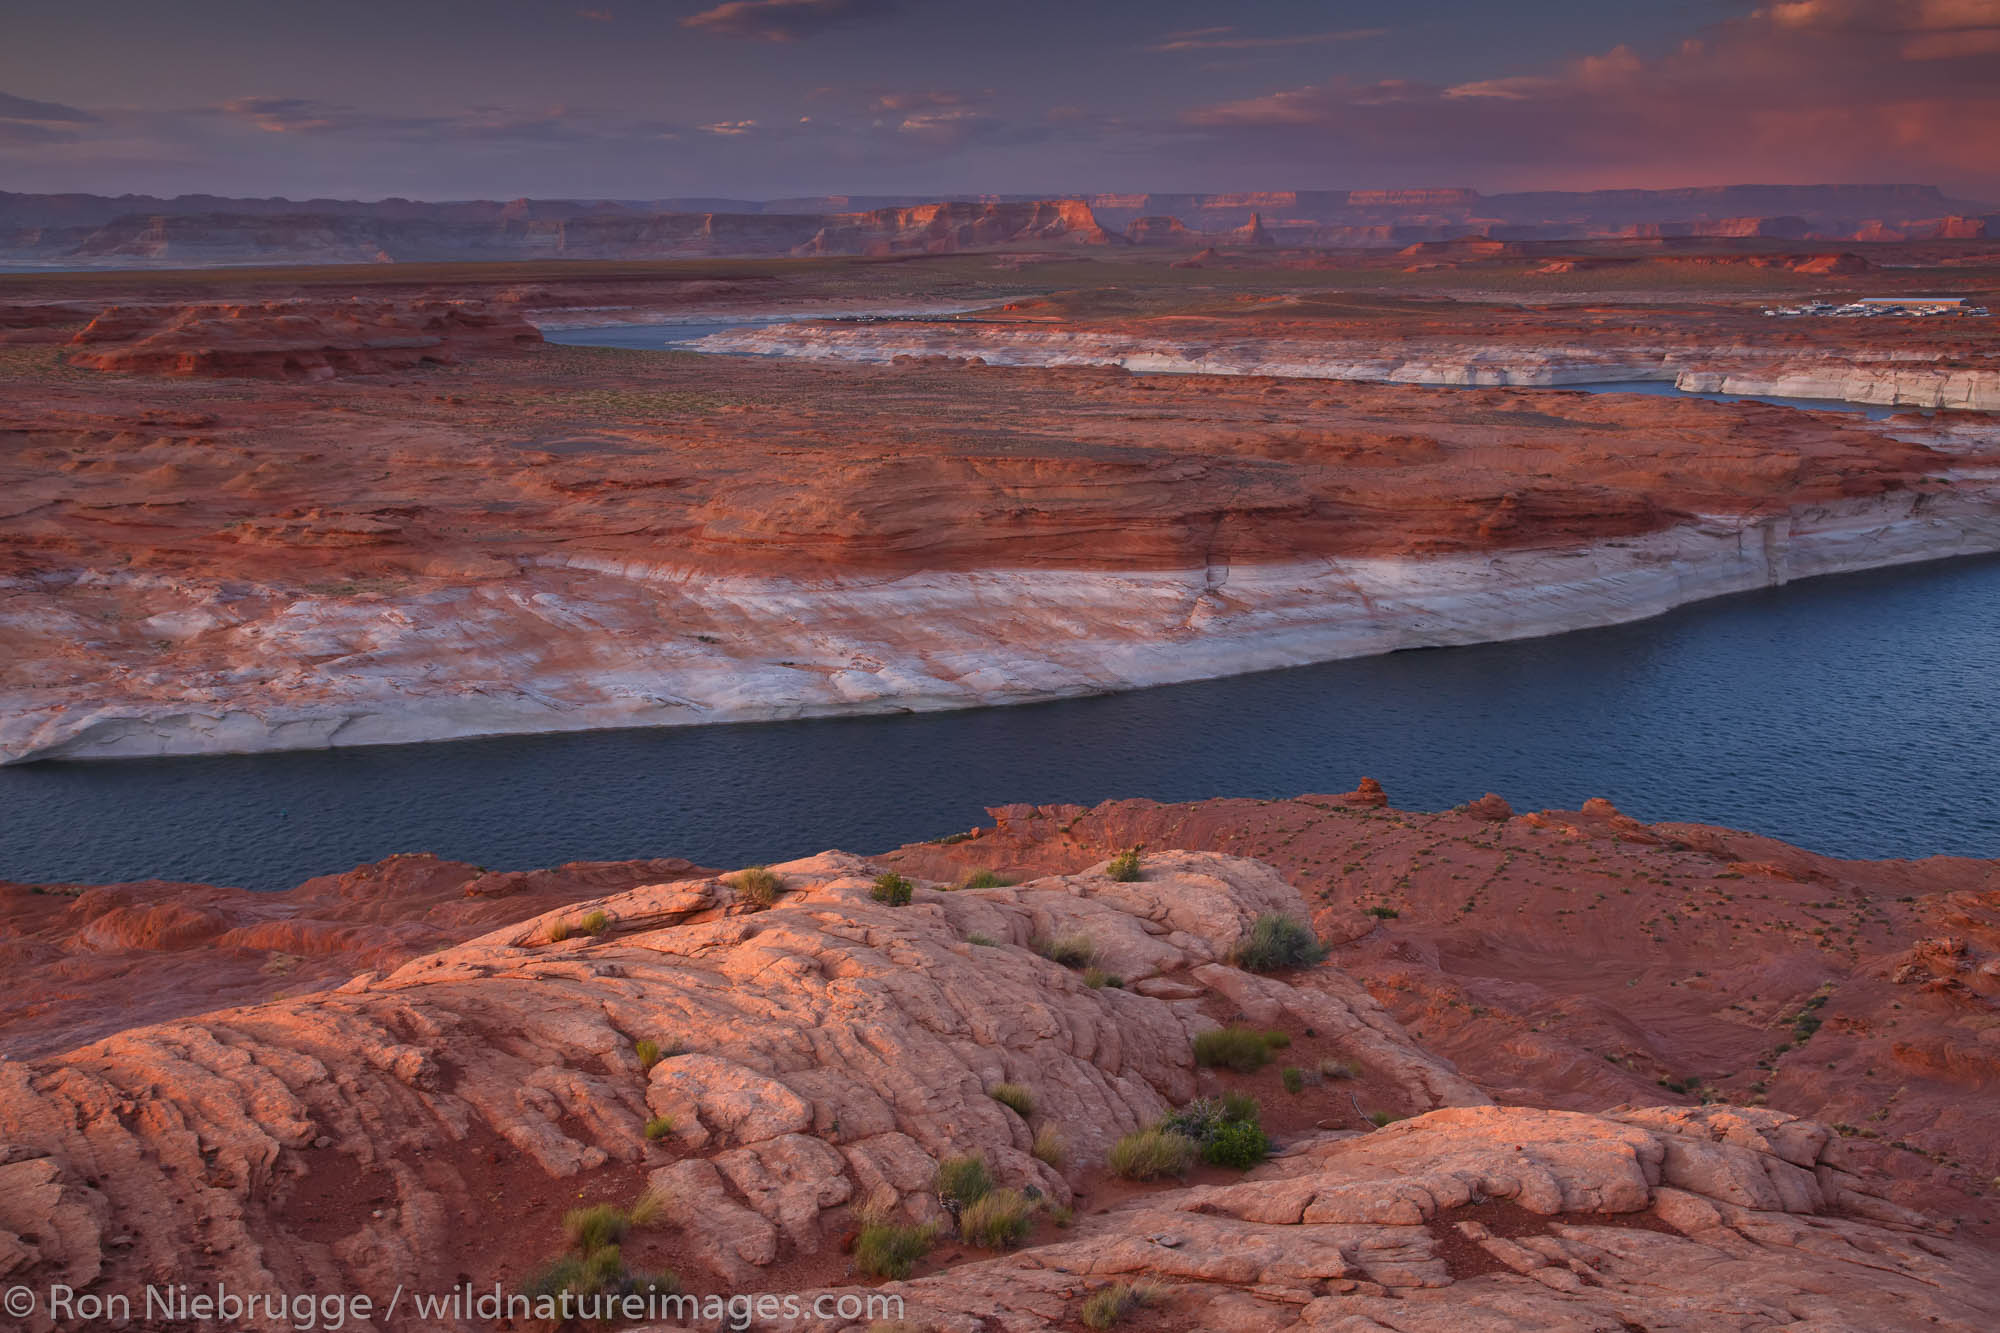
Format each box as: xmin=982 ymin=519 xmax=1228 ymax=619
xmin=5 ymin=554 xmax=1997 ymax=891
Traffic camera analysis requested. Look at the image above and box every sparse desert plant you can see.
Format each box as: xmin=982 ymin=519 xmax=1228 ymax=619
xmin=1201 ymin=1119 xmax=1272 ymax=1169
xmin=546 ymin=917 xmax=573 ymax=943
xmin=1365 ymin=905 xmax=1400 ymax=919
xmin=1231 ymin=915 xmax=1328 ymax=972
xmin=852 ymin=1209 xmax=940 ymax=1280
xmin=1105 ymin=847 xmax=1144 ymax=882
xmin=933 ymin=1153 xmax=993 ymax=1212
xmin=563 ymin=1203 xmax=629 ymax=1253
xmin=1318 ymin=1057 xmax=1359 ymax=1080
xmin=990 ymin=1082 xmax=1036 ymax=1118
xmin=1031 ymin=1124 xmax=1068 ymax=1169
xmin=965 ymin=932 xmax=999 ymax=947
xmin=626 ymin=1184 xmax=670 ymax=1229
xmin=1367 ymin=1110 xmax=1402 ymax=1128
xmin=1083 ymin=966 xmax=1123 ymax=989
xmin=1106 ymin=1128 xmax=1199 ymax=1181
xmin=579 ymin=909 xmax=611 ymax=934
xmin=871 ymin=873 xmax=915 ymax=906
xmin=643 ymin=1115 xmax=676 ymax=1141
xmin=957 ymin=1188 xmax=1033 ymax=1249
xmin=634 ymin=1038 xmax=663 ymax=1070
xmin=1035 ymin=933 xmax=1096 ymax=969
xmin=1081 ymin=1280 xmax=1170 ymax=1330
xmin=1192 ymin=1026 xmax=1285 ymax=1072
xmin=956 ymin=868 xmax=1013 ymax=890
xmin=1281 ymin=1065 xmax=1306 ymax=1094
xmin=728 ymin=865 xmax=781 ymax=907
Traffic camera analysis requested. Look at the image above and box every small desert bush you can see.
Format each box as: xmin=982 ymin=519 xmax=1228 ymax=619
xmin=546 ymin=917 xmax=573 ymax=943
xmin=1193 ymin=1026 xmax=1286 ymax=1072
xmin=643 ymin=1115 xmax=675 ymax=1141
xmin=634 ymin=1038 xmax=663 ymax=1070
xmin=1231 ymin=915 xmax=1328 ymax=972
xmin=871 ymin=873 xmax=915 ymax=906
xmin=728 ymin=865 xmax=781 ymax=907
xmin=1035 ymin=933 xmax=1096 ymax=969
xmin=1031 ymin=1124 xmax=1068 ymax=1170
xmin=990 ymin=1082 xmax=1036 ymax=1118
xmin=852 ymin=1210 xmax=939 ymax=1280
xmin=1081 ymin=1280 xmax=1169 ymax=1330
xmin=1202 ymin=1119 xmax=1272 ymax=1169
xmin=1083 ymin=967 xmax=1123 ymax=989
xmin=1367 ymin=1109 xmax=1402 ymax=1128
xmin=579 ymin=909 xmax=611 ymax=934
xmin=1105 ymin=847 xmax=1144 ymax=882
xmin=626 ymin=1185 xmax=669 ymax=1229
xmin=957 ymin=1188 xmax=1033 ymax=1249
xmin=956 ymin=868 xmax=1013 ymax=890
xmin=965 ymin=932 xmax=999 ymax=947
xmin=1318 ymin=1057 xmax=1359 ymax=1080
xmin=1365 ymin=905 xmax=1400 ymax=919
xmin=1158 ymin=1094 xmax=1270 ymax=1169
xmin=1107 ymin=1128 xmax=1199 ymax=1181
xmin=933 ymin=1153 xmax=992 ymax=1211
xmin=523 ymin=1189 xmax=675 ymax=1303
xmin=1281 ymin=1065 xmax=1306 ymax=1094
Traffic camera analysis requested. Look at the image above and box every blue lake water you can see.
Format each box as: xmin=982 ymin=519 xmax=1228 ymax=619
xmin=4 ymin=554 xmax=1997 ymax=891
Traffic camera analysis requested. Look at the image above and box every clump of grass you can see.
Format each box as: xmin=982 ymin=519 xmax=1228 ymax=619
xmin=546 ymin=918 xmax=573 ymax=943
xmin=1105 ymin=847 xmax=1144 ymax=882
xmin=933 ymin=1153 xmax=992 ymax=1213
xmin=871 ymin=873 xmax=915 ymax=906
xmin=1367 ymin=1109 xmax=1402 ymax=1128
xmin=1192 ymin=1026 xmax=1287 ymax=1073
xmin=579 ymin=909 xmax=611 ymax=934
xmin=852 ymin=1208 xmax=939 ymax=1280
xmin=626 ymin=1185 xmax=670 ymax=1229
xmin=957 ymin=1188 xmax=1033 ymax=1249
xmin=634 ymin=1038 xmax=663 ymax=1070
xmin=1081 ymin=1280 xmax=1169 ymax=1330
xmin=728 ymin=866 xmax=781 ymax=908
xmin=1365 ymin=906 xmax=1400 ymax=920
xmin=965 ymin=932 xmax=999 ymax=947
xmin=1083 ymin=967 xmax=1123 ymax=989
xmin=1107 ymin=1128 xmax=1199 ymax=1181
xmin=1281 ymin=1066 xmax=1306 ymax=1094
xmin=1231 ymin=915 xmax=1328 ymax=972
xmin=563 ymin=1203 xmax=629 ymax=1252
xmin=643 ymin=1115 xmax=676 ymax=1141
xmin=990 ymin=1083 xmax=1036 ymax=1118
xmin=1318 ymin=1057 xmax=1359 ymax=1080
xmin=956 ymin=869 xmax=1014 ymax=890
xmin=1032 ymin=1124 xmax=1068 ymax=1170
xmin=1035 ymin=933 xmax=1096 ymax=969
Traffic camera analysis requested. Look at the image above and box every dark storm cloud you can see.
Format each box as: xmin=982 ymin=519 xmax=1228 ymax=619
xmin=680 ymin=0 xmax=899 ymax=42
xmin=0 ymin=90 xmax=95 ymax=122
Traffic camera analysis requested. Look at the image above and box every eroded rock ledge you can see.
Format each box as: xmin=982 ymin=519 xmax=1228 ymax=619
xmin=1 ymin=850 xmax=1994 ymax=1331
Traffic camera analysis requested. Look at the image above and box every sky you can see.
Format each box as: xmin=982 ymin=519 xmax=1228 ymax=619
xmin=2 ymin=0 xmax=1998 ymax=203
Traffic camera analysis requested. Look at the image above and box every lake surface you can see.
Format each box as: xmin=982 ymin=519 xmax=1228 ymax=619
xmin=5 ymin=554 xmax=1997 ymax=891
xmin=543 ymin=320 xmax=1910 ymax=417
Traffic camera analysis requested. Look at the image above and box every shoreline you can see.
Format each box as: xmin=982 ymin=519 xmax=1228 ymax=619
xmin=7 ymin=487 xmax=1998 ymax=765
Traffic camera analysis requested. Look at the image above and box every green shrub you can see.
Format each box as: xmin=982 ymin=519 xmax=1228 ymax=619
xmin=580 ymin=909 xmax=611 ymax=934
xmin=871 ymin=873 xmax=915 ymax=906
xmin=1193 ymin=1026 xmax=1284 ymax=1072
xmin=852 ymin=1213 xmax=939 ymax=1279
xmin=563 ymin=1203 xmax=628 ymax=1252
xmin=1281 ymin=1065 xmax=1305 ymax=1094
xmin=933 ymin=1153 xmax=992 ymax=1211
xmin=1083 ymin=967 xmax=1123 ymax=989
xmin=1080 ymin=1281 xmax=1169 ymax=1330
xmin=643 ymin=1115 xmax=675 ymax=1141
xmin=1035 ymin=933 xmax=1096 ymax=969
xmin=1231 ymin=915 xmax=1328 ymax=972
xmin=1367 ymin=1109 xmax=1401 ymax=1128
xmin=634 ymin=1038 xmax=663 ymax=1070
xmin=1106 ymin=1128 xmax=1199 ymax=1181
xmin=1105 ymin=848 xmax=1144 ymax=882
xmin=956 ymin=869 xmax=1013 ymax=890
xmin=958 ymin=1188 xmax=1033 ymax=1249
xmin=1365 ymin=905 xmax=1400 ymax=919
xmin=728 ymin=866 xmax=781 ymax=907
xmin=1032 ymin=1124 xmax=1068 ymax=1169
xmin=990 ymin=1083 xmax=1036 ymax=1118
xmin=1201 ymin=1119 xmax=1272 ymax=1169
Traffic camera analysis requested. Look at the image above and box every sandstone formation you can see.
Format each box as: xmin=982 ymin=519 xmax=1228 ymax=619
xmin=62 ymin=299 xmax=541 ymax=379
xmin=4 ymin=271 xmax=1998 ymax=762
xmin=2 ymin=843 xmax=1996 ymax=1331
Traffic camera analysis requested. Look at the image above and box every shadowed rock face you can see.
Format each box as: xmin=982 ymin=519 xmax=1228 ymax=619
xmin=1 ymin=843 xmax=1997 ymax=1330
